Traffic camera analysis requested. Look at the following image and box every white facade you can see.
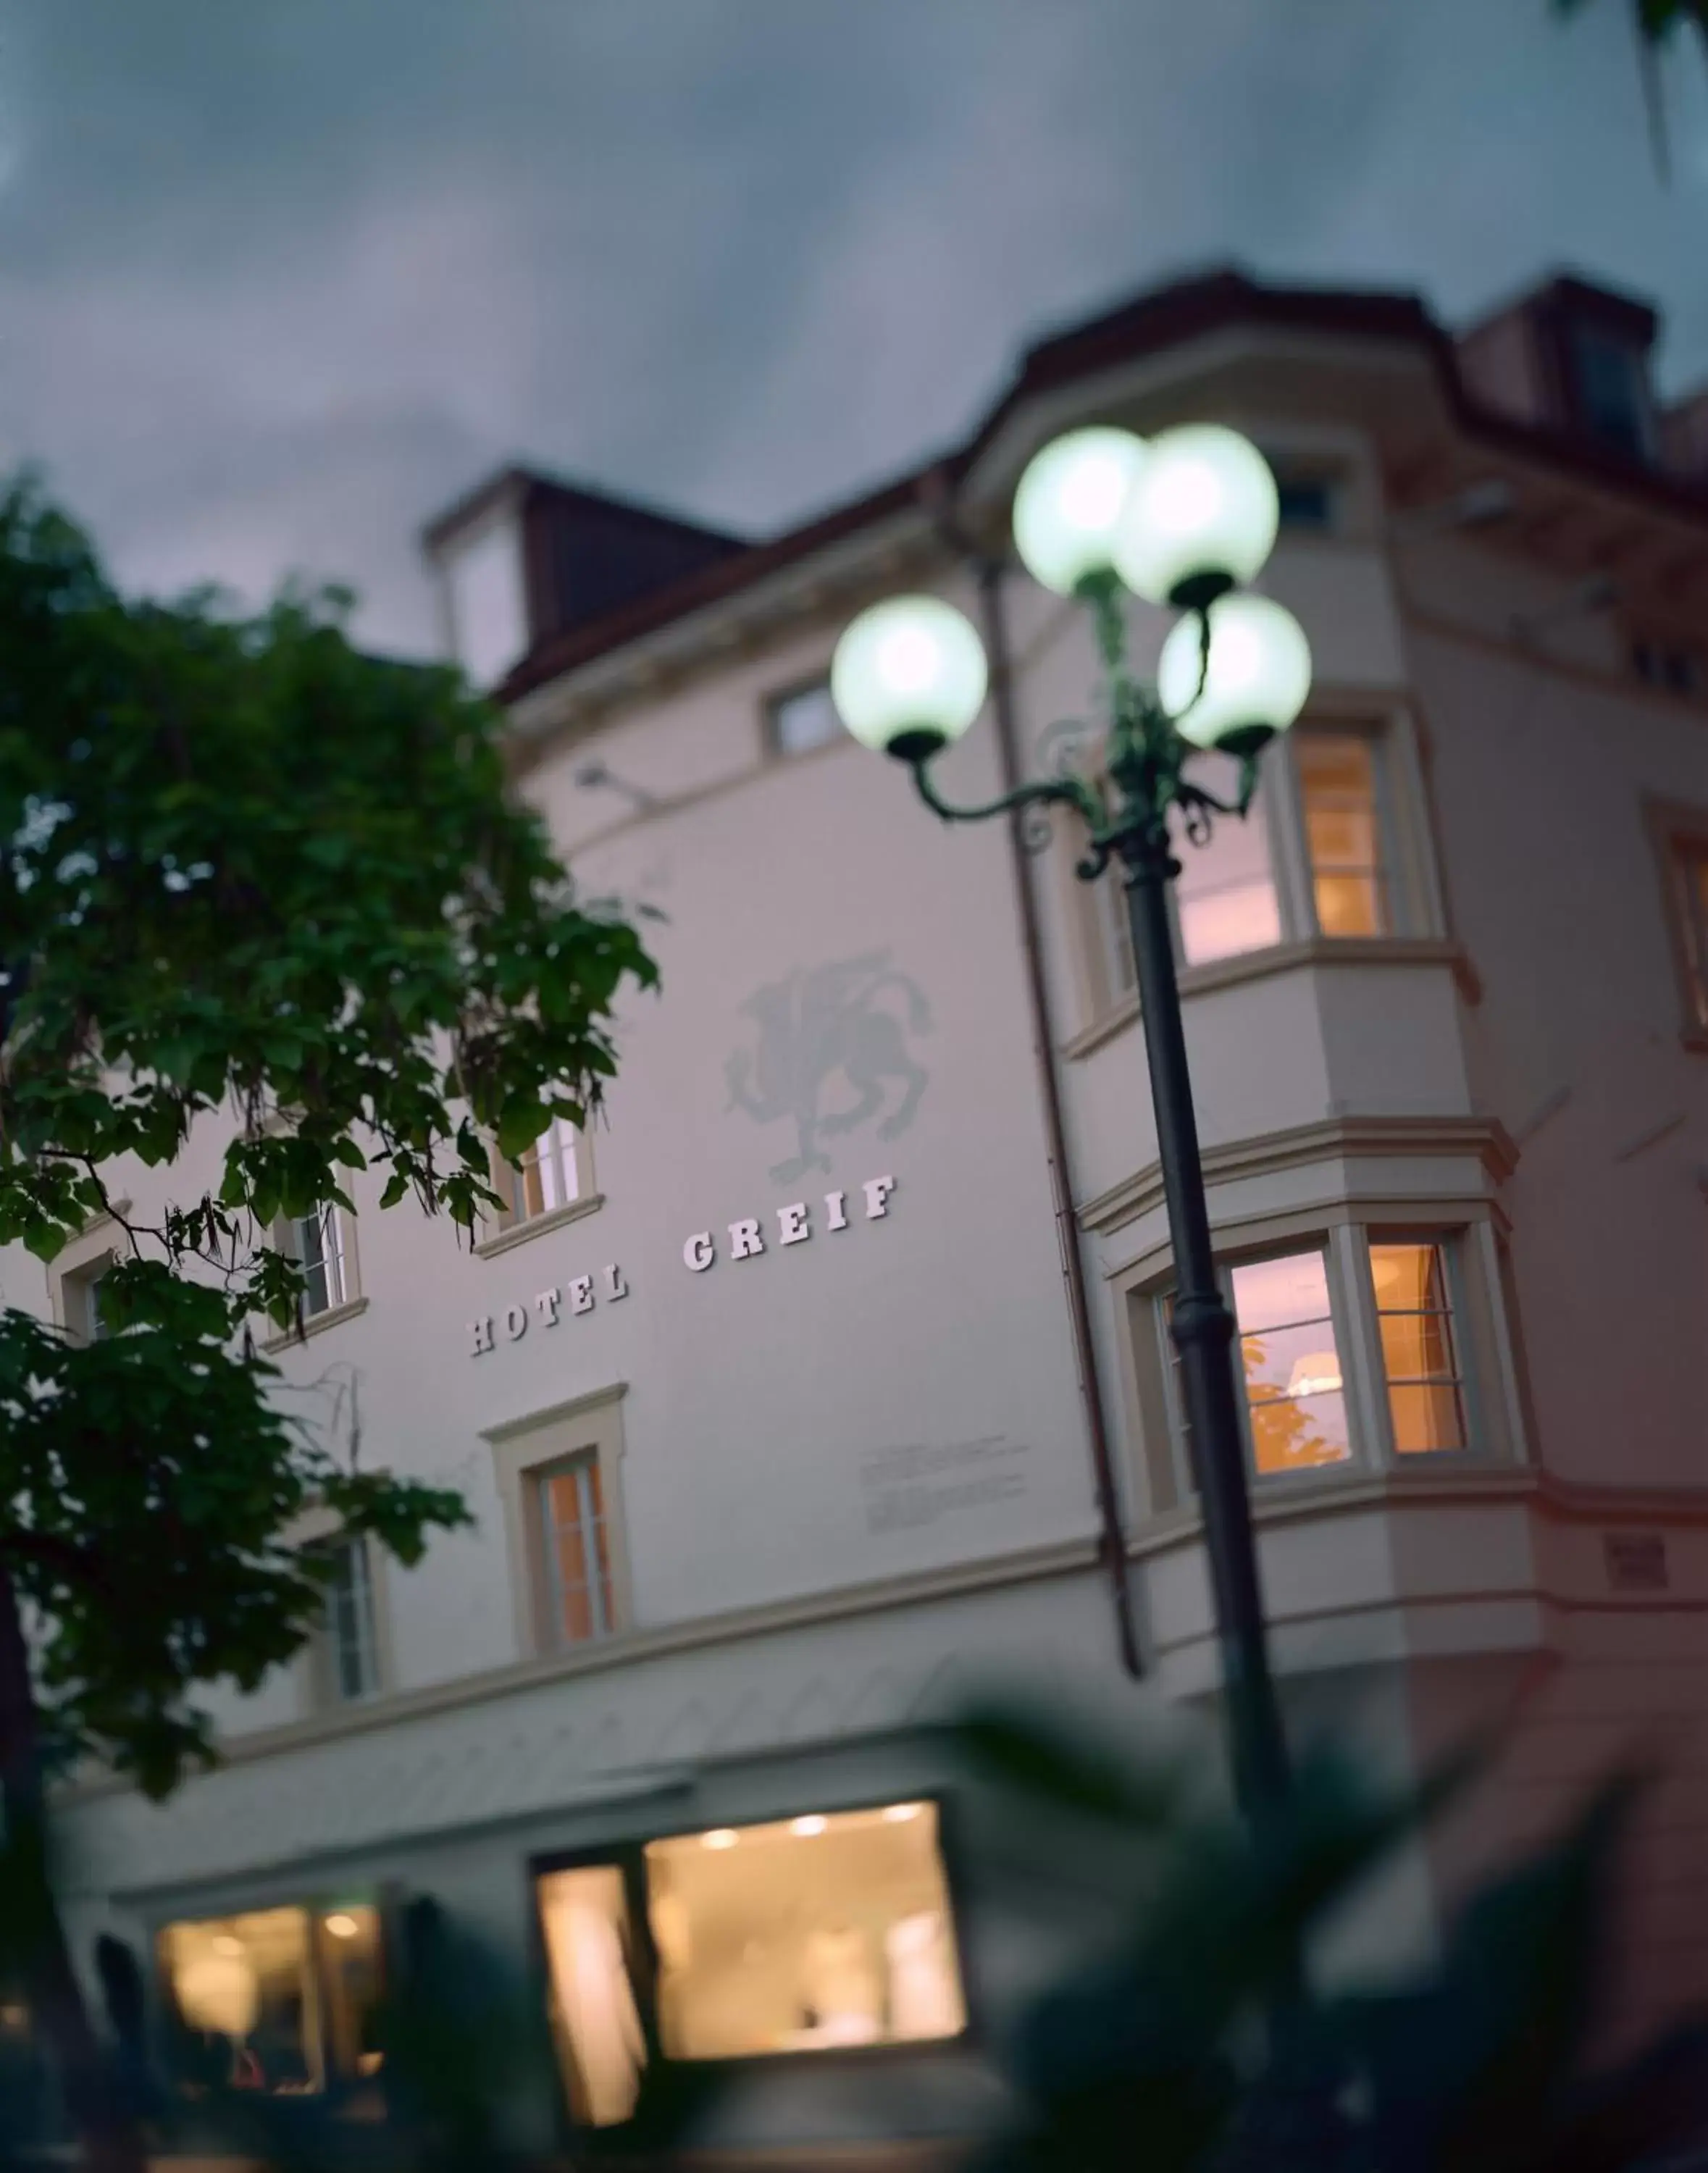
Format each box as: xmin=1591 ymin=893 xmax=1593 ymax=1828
xmin=13 ymin=270 xmax=1708 ymax=2148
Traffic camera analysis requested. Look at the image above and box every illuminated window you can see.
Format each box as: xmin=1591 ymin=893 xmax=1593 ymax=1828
xmin=767 ymin=679 xmax=844 ymax=758
xmin=1230 ymin=1251 xmax=1351 ymax=1476
xmin=642 ymin=1805 xmax=964 ymax=2062
xmin=1371 ymin=1242 xmax=1467 ymax=1454
xmin=158 ymin=1903 xmax=383 ymax=2101
xmin=537 ymin=1865 xmax=646 ymax=2128
xmin=537 ymin=1454 xmax=614 ymax=1647
xmin=532 ymin=1799 xmax=963 ymax=2121
xmin=493 ymin=1115 xmax=584 ymax=1231
xmin=1104 ymin=751 xmax=1282 ymax=992
xmin=1296 ymin=732 xmax=1389 ymax=937
xmin=285 ymin=1205 xmax=350 ymax=1318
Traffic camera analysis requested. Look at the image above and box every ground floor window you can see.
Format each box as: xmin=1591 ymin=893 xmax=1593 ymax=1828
xmin=157 ymin=1901 xmax=384 ymax=2099
xmin=535 ymin=1799 xmax=965 ymax=2128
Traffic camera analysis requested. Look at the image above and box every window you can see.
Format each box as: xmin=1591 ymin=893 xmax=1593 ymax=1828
xmin=1370 ymin=1242 xmax=1467 ymax=1454
xmin=1160 ymin=1250 xmax=1351 ymax=1484
xmin=537 ymin=1455 xmax=614 ymax=1649
xmin=1144 ymin=1224 xmax=1514 ymax=1494
xmin=485 ymin=1385 xmax=629 ymax=1659
xmin=1275 ymin=476 xmax=1338 ymax=531
xmin=1671 ymin=837 xmax=1708 ymax=1031
xmin=766 ymin=679 xmax=844 ymax=758
xmin=1632 ymin=637 xmax=1705 ymax=701
xmin=492 ymin=1114 xmax=584 ymax=1232
xmin=286 ymin=1205 xmax=350 ymax=1319
xmin=1649 ymin=804 xmax=1708 ymax=1040
xmin=1569 ymin=324 xmax=1653 ymax=462
xmin=1296 ymin=730 xmax=1389 ymax=937
xmin=534 ymin=1799 xmax=965 ymax=2122
xmin=70 ymin=1268 xmax=111 ymax=1344
xmin=318 ymin=1537 xmax=381 ymax=1703
xmin=159 ymin=1903 xmax=384 ymax=2101
xmin=1230 ymin=1252 xmax=1352 ymax=1476
xmin=1102 ymin=751 xmax=1283 ymax=995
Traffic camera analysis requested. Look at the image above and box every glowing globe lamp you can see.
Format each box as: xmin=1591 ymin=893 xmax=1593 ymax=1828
xmin=1012 ymin=427 xmax=1150 ymax=597
xmin=831 ymin=595 xmax=989 ymax=762
xmin=1114 ymin=424 xmax=1279 ymax=609
xmin=1157 ymin=594 xmax=1312 ymax=757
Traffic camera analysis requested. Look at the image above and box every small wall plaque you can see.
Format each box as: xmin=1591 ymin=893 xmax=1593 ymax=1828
xmin=1603 ymin=1531 xmax=1668 ymax=1593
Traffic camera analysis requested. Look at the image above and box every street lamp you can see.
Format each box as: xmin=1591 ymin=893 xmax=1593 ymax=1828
xmin=832 ymin=423 xmax=1310 ymax=1826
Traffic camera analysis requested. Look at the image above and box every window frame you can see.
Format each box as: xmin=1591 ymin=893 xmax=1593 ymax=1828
xmin=293 ymin=1523 xmax=393 ymax=1714
xmin=1286 ymin=723 xmax=1403 ymax=941
xmin=261 ymin=1202 xmax=365 ymax=1347
xmin=482 ymin=1384 xmax=633 ymax=1660
xmin=526 ymin=1787 xmax=976 ymax=2142
xmin=285 ymin=1202 xmax=353 ymax=1320
xmin=1152 ymin=1236 xmax=1364 ymax=1499
xmin=533 ymin=1451 xmax=617 ymax=1651
xmin=44 ymin=1208 xmax=128 ymax=1348
xmin=312 ymin=1533 xmax=385 ymax=1707
xmin=1644 ymin=797 xmax=1708 ymax=1050
xmin=476 ymin=1113 xmax=601 ymax=1257
xmin=762 ymin=673 xmax=846 ymax=762
xmin=151 ymin=1891 xmax=395 ymax=2112
xmin=1131 ymin=1215 xmax=1523 ymax=1509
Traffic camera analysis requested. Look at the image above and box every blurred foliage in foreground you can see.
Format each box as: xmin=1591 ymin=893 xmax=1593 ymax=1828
xmin=4 ymin=1696 xmax=1707 ymax=2172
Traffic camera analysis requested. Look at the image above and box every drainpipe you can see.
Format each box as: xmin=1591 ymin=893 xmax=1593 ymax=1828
xmin=918 ymin=474 xmax=1144 ymax=1678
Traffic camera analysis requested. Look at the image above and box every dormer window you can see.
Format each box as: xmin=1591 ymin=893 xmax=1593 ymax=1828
xmin=1569 ymin=322 xmax=1654 ymax=462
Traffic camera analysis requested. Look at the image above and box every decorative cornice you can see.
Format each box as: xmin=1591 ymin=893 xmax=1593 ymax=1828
xmin=1078 ymin=1111 xmax=1520 ymax=1238
xmin=480 ymin=1378 xmax=628 ymax=1446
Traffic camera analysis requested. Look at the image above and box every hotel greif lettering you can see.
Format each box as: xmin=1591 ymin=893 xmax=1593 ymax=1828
xmin=469 ymin=1173 xmax=898 ymax=1357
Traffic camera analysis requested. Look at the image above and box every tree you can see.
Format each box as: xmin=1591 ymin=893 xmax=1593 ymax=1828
xmin=0 ymin=473 xmax=657 ymax=2166
xmin=1555 ymin=0 xmax=1708 ymax=180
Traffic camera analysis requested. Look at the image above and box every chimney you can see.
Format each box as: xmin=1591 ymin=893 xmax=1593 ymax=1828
xmin=422 ymin=468 xmax=748 ymax=690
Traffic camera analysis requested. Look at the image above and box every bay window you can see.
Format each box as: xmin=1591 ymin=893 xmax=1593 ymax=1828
xmin=1086 ymin=714 xmax=1425 ymax=1022
xmin=1148 ymin=1223 xmax=1503 ymax=1493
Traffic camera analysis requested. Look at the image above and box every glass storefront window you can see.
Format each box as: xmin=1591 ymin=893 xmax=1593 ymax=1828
xmin=645 ymin=1803 xmax=964 ymax=2061
xmin=159 ymin=1902 xmax=383 ymax=2098
xmin=534 ymin=1801 xmax=966 ymax=2123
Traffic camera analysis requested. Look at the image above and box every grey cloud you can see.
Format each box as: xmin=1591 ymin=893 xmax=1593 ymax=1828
xmin=0 ymin=0 xmax=1702 ymax=659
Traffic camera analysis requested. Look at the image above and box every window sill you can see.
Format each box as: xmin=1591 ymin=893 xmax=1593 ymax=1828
xmin=473 ymin=1192 xmax=606 ymax=1260
xmin=1130 ymin=1460 xmax=1535 ymax=1556
xmin=1063 ymin=936 xmax=1473 ymax=1061
xmin=260 ymin=1294 xmax=369 ymax=1352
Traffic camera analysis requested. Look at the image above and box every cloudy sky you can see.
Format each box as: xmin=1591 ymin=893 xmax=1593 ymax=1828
xmin=1 ymin=0 xmax=1704 ymax=657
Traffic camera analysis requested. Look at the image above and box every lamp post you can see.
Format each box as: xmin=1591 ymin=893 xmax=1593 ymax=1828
xmin=830 ymin=424 xmax=1312 ymax=1828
